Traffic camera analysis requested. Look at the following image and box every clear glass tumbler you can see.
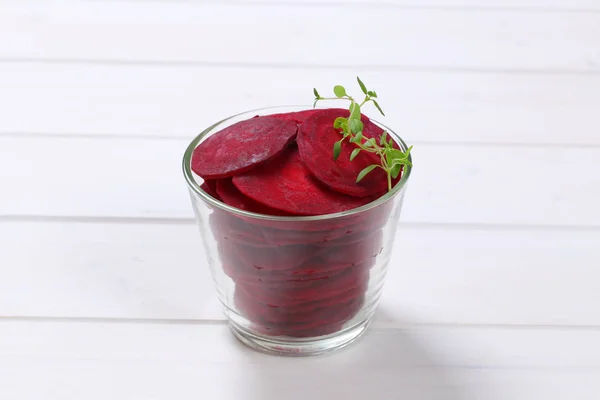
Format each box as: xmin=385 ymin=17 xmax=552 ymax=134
xmin=182 ymin=106 xmax=412 ymax=356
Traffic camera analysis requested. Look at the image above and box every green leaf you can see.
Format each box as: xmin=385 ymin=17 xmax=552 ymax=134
xmin=333 ymin=140 xmax=343 ymax=161
xmin=390 ymin=148 xmax=407 ymax=160
xmin=367 ymin=138 xmax=377 ymax=147
xmin=340 ymin=120 xmax=349 ymax=133
xmin=392 ymin=158 xmax=412 ymax=168
xmin=357 ymin=77 xmax=368 ymax=95
xmin=348 ymin=118 xmax=363 ymax=134
xmin=391 ymin=164 xmax=402 ymax=179
xmin=356 ymin=164 xmax=378 ymax=183
xmin=313 ymin=88 xmax=320 ymax=98
xmin=387 ymin=146 xmax=413 ymax=173
xmin=372 ymin=100 xmax=385 ymax=116
xmin=350 ymin=131 xmax=364 ymax=144
xmin=367 ymin=90 xmax=377 ymax=98
xmin=389 ymin=146 xmax=413 ymax=162
xmin=385 ymin=150 xmax=394 ymax=168
xmin=334 ymin=85 xmax=346 ymax=98
xmin=349 ymin=102 xmax=361 ymax=120
xmin=379 ymin=130 xmax=388 ymax=145
xmin=333 ymin=117 xmax=347 ymax=129
xmin=363 ymin=139 xmax=373 ymax=148
xmin=350 ymin=148 xmax=361 ymax=161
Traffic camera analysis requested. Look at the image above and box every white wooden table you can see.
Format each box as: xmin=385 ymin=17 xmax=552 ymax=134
xmin=1 ymin=1 xmax=599 ymax=398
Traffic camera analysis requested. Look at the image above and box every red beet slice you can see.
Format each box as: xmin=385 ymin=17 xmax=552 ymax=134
xmin=297 ymin=108 xmax=389 ymax=198
xmin=232 ymin=242 xmax=324 ymax=272
xmin=236 ymin=283 xmax=367 ymax=322
xmin=235 ymin=280 xmax=368 ymax=308
xmin=191 ymin=116 xmax=298 ymax=179
xmin=209 ymin=210 xmax=356 ymax=247
xmin=256 ymin=322 xmax=345 ymax=338
xmin=200 ymin=180 xmax=220 ymax=200
xmin=314 ymin=228 xmax=375 ymax=248
xmin=238 ymin=291 xmax=365 ymax=337
xmin=232 ymin=148 xmax=373 ymax=216
xmin=230 ymin=253 xmax=377 ymax=286
xmin=267 ymin=108 xmax=345 ymax=124
xmin=215 ymin=179 xmax=290 ymax=216
xmin=321 ymin=230 xmax=384 ymax=265
xmin=235 ymin=289 xmax=363 ymax=325
xmin=222 ymin=253 xmax=351 ymax=286
xmin=236 ymin=264 xmax=369 ymax=306
xmin=236 ymin=283 xmax=365 ymax=316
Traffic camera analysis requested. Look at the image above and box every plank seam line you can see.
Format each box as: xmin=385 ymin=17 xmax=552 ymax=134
xmin=0 ymin=316 xmax=227 ymax=326
xmin=2 ymin=215 xmax=600 ymax=232
xmin=0 ymin=58 xmax=599 ymax=76
xmin=2 ymin=131 xmax=600 ymax=149
xmin=43 ymin=0 xmax=600 ymax=14
xmin=2 ymin=315 xmax=600 ymax=331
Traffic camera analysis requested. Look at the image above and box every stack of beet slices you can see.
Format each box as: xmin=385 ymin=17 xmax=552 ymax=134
xmin=191 ymin=108 xmax=400 ymax=338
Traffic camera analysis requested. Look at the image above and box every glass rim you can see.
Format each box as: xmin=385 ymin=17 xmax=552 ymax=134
xmin=182 ymin=105 xmax=412 ymax=222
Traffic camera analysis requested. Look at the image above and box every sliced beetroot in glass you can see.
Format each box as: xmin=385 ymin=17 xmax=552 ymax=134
xmin=297 ymin=108 xmax=389 ymax=198
xmin=232 ymin=148 xmax=372 ymax=216
xmin=191 ymin=116 xmax=298 ymax=179
xmin=215 ymin=179 xmax=291 ymax=216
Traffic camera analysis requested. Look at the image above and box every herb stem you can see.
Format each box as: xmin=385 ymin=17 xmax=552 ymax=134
xmin=313 ymin=77 xmax=412 ymax=190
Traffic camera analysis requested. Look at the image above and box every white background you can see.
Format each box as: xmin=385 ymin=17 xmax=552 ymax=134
xmin=0 ymin=0 xmax=599 ymax=398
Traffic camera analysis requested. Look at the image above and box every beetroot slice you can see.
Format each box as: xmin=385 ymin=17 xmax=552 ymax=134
xmin=297 ymin=109 xmax=389 ymax=198
xmin=208 ymin=209 xmax=354 ymax=247
xmin=231 ymin=242 xmax=324 ymax=272
xmin=200 ymin=180 xmax=220 ymax=200
xmin=267 ymin=108 xmax=345 ymax=124
xmin=232 ymin=148 xmax=372 ymax=216
xmin=215 ymin=179 xmax=290 ymax=216
xmin=235 ymin=288 xmax=363 ymax=326
xmin=191 ymin=116 xmax=298 ymax=179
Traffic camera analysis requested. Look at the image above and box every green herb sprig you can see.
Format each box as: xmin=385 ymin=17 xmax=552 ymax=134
xmin=313 ymin=77 xmax=412 ymax=191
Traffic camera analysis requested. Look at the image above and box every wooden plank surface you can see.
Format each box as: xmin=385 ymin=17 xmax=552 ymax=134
xmin=1 ymin=63 xmax=599 ymax=145
xmin=0 ymin=320 xmax=599 ymax=400
xmin=1 ymin=220 xmax=598 ymax=326
xmin=1 ymin=3 xmax=600 ymax=72
xmin=1 ymin=1 xmax=599 ymax=397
